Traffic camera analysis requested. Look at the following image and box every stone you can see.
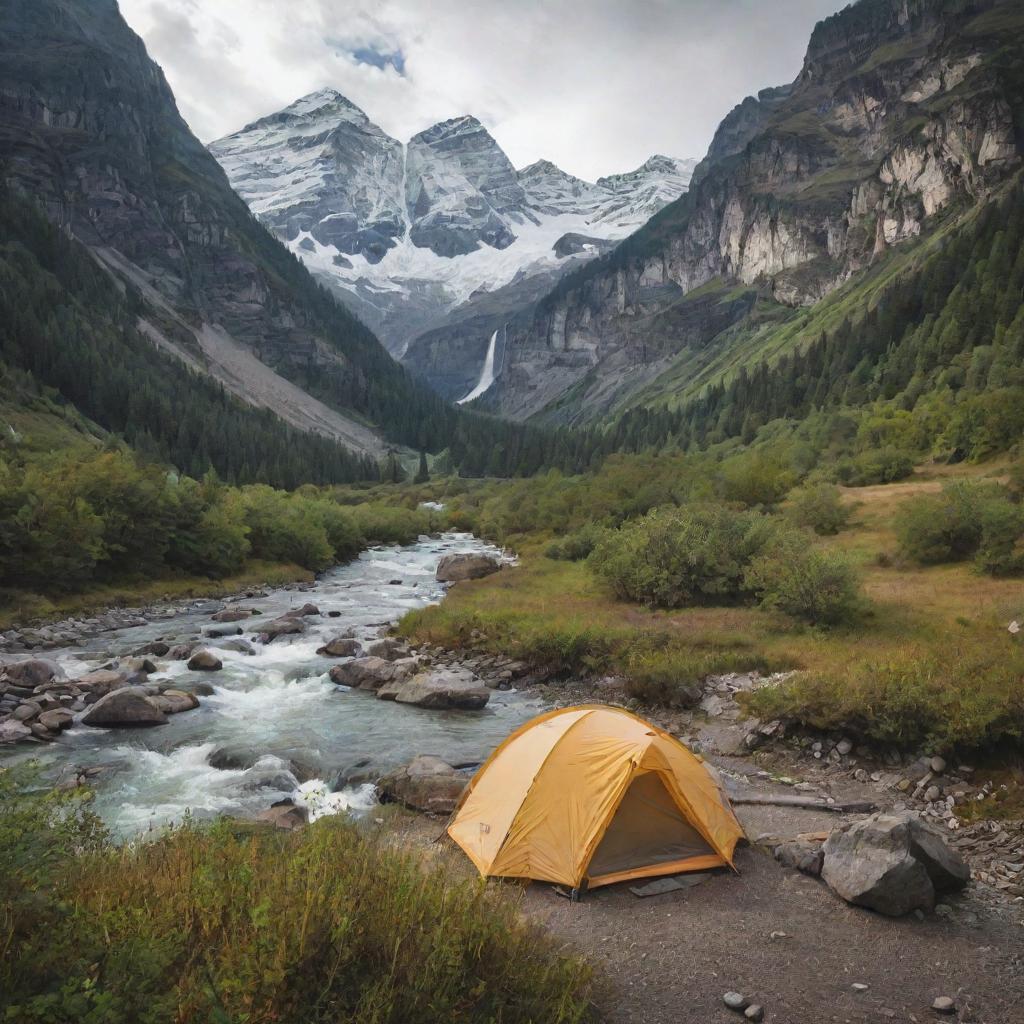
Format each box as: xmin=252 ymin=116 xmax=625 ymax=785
xmin=821 ymin=812 xmax=969 ymax=917
xmin=744 ymin=1006 xmax=764 ymax=1022
xmin=932 ymin=996 xmax=955 ymax=1014
xmin=435 ymin=553 xmax=501 ymax=583
xmin=924 ymin=785 xmax=942 ymax=802
xmin=773 ymin=840 xmax=824 ymax=877
xmin=377 ymin=755 xmax=467 ymax=815
xmin=317 ymin=637 xmax=363 ymax=658
xmin=723 ymin=992 xmax=749 ymax=1011
xmin=851 ymin=983 xmax=869 ymax=992
xmin=220 ymin=638 xmax=255 ymax=655
xmin=211 ymin=608 xmax=254 ymax=622
xmin=929 ymin=755 xmax=947 ymax=774
xmin=38 ymin=708 xmax=74 ymax=731
xmin=135 ymin=641 xmax=170 ymax=657
xmin=3 ymin=659 xmax=61 ymax=687
xmin=256 ymin=801 xmax=308 ymax=830
xmin=363 ymin=637 xmax=409 ymax=661
xmin=13 ymin=701 xmax=41 ymax=721
xmin=389 ymin=667 xmax=490 ymax=710
xmin=150 ymin=690 xmax=200 ymax=714
xmin=187 ymin=650 xmax=223 ymax=672
xmin=205 ymin=626 xmax=242 ymax=638
xmin=260 ymin=616 xmax=307 ymax=641
xmin=74 ymin=670 xmax=129 ymax=694
xmin=168 ymin=643 xmax=197 ymax=660
xmin=0 ymin=719 xmax=32 ymax=743
xmin=81 ymin=687 xmax=168 ymax=727
xmin=329 ymin=656 xmax=416 ymax=691
xmin=288 ymin=603 xmax=320 ymax=618
xmin=836 ymin=737 xmax=853 ymax=755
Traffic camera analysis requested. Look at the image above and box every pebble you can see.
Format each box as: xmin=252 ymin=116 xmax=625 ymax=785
xmin=931 ymin=996 xmax=956 ymax=1014
xmin=924 ymin=785 xmax=942 ymax=802
xmin=836 ymin=738 xmax=853 ymax=755
xmin=852 ymin=983 xmax=869 ymax=992
xmin=723 ymin=992 xmax=749 ymax=1011
xmin=930 ymin=756 xmax=947 ymax=774
xmin=744 ymin=1006 xmax=764 ymax=1022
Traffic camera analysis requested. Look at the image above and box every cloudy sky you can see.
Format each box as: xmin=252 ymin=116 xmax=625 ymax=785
xmin=120 ymin=0 xmax=844 ymax=181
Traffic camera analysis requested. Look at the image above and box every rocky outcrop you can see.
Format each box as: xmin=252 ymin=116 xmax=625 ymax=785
xmin=328 ymin=657 xmax=418 ymax=691
xmin=479 ymin=0 xmax=1022 ymax=423
xmin=436 ymin=553 xmax=501 ymax=582
xmin=377 ymin=755 xmax=468 ymax=815
xmin=380 ymin=668 xmax=490 ymax=710
xmin=821 ymin=812 xmax=970 ymax=916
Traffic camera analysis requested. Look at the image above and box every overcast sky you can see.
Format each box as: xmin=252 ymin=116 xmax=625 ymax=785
xmin=119 ymin=0 xmax=844 ymax=181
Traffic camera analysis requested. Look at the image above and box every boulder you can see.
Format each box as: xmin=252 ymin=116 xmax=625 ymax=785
xmin=363 ymin=637 xmax=409 ymax=661
xmin=317 ymin=637 xmax=362 ymax=658
xmin=773 ymin=840 xmax=824 ymax=877
xmin=260 ymin=616 xmax=307 ymax=641
xmin=74 ymin=669 xmax=129 ymax=695
xmin=81 ymin=687 xmax=168 ymax=728
xmin=211 ymin=608 xmax=254 ymax=622
xmin=287 ymin=603 xmax=320 ymax=618
xmin=187 ymin=650 xmax=223 ymax=672
xmin=329 ymin=656 xmax=416 ymax=691
xmin=219 ymin=637 xmax=256 ymax=655
xmin=205 ymin=626 xmax=242 ymax=638
xmin=256 ymin=801 xmax=308 ymax=830
xmin=150 ymin=689 xmax=200 ymax=714
xmin=388 ymin=667 xmax=490 ymax=710
xmin=821 ymin=812 xmax=969 ymax=917
xmin=13 ymin=701 xmax=41 ymax=721
xmin=0 ymin=719 xmax=33 ymax=744
xmin=134 ymin=641 xmax=170 ymax=657
xmin=435 ymin=553 xmax=501 ymax=583
xmin=3 ymin=658 xmax=62 ymax=687
xmin=377 ymin=755 xmax=467 ymax=815
xmin=168 ymin=643 xmax=197 ymax=661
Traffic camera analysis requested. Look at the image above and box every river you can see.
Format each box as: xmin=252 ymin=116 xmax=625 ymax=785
xmin=1 ymin=531 xmax=543 ymax=836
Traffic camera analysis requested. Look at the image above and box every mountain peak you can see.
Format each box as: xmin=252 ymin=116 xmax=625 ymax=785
xmin=413 ymin=114 xmax=489 ymax=145
xmin=285 ymin=88 xmax=368 ymax=120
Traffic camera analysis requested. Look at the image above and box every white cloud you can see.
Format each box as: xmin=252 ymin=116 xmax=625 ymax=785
xmin=119 ymin=0 xmax=843 ymax=180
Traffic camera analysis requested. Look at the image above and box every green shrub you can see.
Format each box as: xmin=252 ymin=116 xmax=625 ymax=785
xmin=587 ymin=504 xmax=782 ymax=608
xmin=624 ymin=646 xmax=777 ymax=707
xmin=545 ymin=523 xmax=607 ymax=561
xmin=975 ymin=498 xmax=1024 ymax=575
xmin=717 ymin=451 xmax=796 ymax=508
xmin=832 ymin=447 xmax=915 ymax=486
xmin=746 ymin=537 xmax=861 ymax=625
xmin=786 ymin=482 xmax=852 ymax=535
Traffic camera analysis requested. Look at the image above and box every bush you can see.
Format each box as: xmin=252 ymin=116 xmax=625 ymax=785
xmin=832 ymin=447 xmax=915 ymax=486
xmin=1 ymin=780 xmax=593 ymax=1024
xmin=717 ymin=451 xmax=796 ymax=508
xmin=545 ymin=523 xmax=607 ymax=561
xmin=786 ymin=482 xmax=852 ymax=535
xmin=894 ymin=480 xmax=1023 ymax=572
xmin=624 ymin=646 xmax=777 ymax=707
xmin=746 ymin=537 xmax=861 ymax=625
xmin=588 ymin=504 xmax=781 ymax=608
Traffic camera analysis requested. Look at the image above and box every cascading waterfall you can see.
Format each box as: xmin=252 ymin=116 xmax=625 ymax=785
xmin=457 ymin=325 xmax=500 ymax=404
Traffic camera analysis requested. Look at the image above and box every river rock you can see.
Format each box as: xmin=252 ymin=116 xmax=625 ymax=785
xmin=38 ymin=708 xmax=74 ymax=731
xmin=317 ymin=637 xmax=362 ymax=658
xmin=150 ymin=689 xmax=200 ymax=714
xmin=2 ymin=658 xmax=62 ymax=687
xmin=257 ymin=801 xmax=308 ymax=830
xmin=363 ymin=637 xmax=409 ymax=661
xmin=261 ymin=616 xmax=307 ymax=641
xmin=288 ymin=603 xmax=320 ymax=618
xmin=211 ymin=608 xmax=254 ymax=622
xmin=219 ymin=637 xmax=256 ymax=655
xmin=74 ymin=669 xmax=129 ymax=695
xmin=377 ymin=755 xmax=467 ymax=815
xmin=168 ymin=643 xmax=197 ymax=660
xmin=205 ymin=626 xmax=242 ymax=638
xmin=773 ymin=840 xmax=824 ymax=877
xmin=134 ymin=641 xmax=170 ymax=657
xmin=0 ymin=719 xmax=33 ymax=743
xmin=13 ymin=700 xmax=42 ymax=721
xmin=435 ymin=553 xmax=501 ymax=583
xmin=187 ymin=650 xmax=223 ymax=672
xmin=386 ymin=667 xmax=490 ymax=710
xmin=81 ymin=687 xmax=168 ymax=727
xmin=821 ymin=812 xmax=970 ymax=916
xmin=329 ymin=656 xmax=416 ymax=691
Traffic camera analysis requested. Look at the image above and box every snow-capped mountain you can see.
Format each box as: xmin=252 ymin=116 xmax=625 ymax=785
xmin=210 ymin=90 xmax=695 ymax=388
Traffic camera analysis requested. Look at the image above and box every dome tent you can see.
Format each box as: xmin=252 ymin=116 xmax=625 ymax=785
xmin=448 ymin=705 xmax=744 ymax=891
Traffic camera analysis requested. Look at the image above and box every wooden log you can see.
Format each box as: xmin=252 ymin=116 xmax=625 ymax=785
xmin=731 ymin=793 xmax=876 ymax=812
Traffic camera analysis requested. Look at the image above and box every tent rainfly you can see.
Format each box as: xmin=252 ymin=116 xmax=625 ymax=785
xmin=448 ymin=705 xmax=744 ymax=890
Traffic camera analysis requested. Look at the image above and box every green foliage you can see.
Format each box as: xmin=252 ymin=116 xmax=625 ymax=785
xmin=414 ymin=450 xmax=430 ymax=484
xmin=894 ymin=480 xmax=1024 ymax=573
xmin=831 ymin=447 xmax=916 ymax=486
xmin=545 ymin=522 xmax=608 ymax=561
xmin=587 ymin=504 xmax=782 ymax=608
xmin=716 ymin=451 xmax=796 ymax=507
xmin=745 ymin=536 xmax=861 ymax=625
xmin=745 ymin=637 xmax=1024 ymax=752
xmin=0 ymin=779 xmax=593 ymax=1024
xmin=787 ymin=482 xmax=853 ymax=535
xmin=624 ymin=646 xmax=776 ymax=708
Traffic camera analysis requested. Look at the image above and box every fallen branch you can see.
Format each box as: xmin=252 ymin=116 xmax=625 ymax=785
xmin=730 ymin=794 xmax=876 ymax=812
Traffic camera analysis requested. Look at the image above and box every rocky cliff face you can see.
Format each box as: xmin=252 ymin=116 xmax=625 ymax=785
xmin=481 ymin=0 xmax=1023 ymax=423
xmin=211 ymin=94 xmax=695 ymax=383
xmin=0 ymin=0 xmax=457 ymax=457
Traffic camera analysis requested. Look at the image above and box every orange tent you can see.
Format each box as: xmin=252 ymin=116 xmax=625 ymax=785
xmin=448 ymin=705 xmax=744 ymax=890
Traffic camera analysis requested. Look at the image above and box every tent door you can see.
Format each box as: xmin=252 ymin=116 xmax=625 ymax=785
xmin=586 ymin=770 xmax=715 ymax=881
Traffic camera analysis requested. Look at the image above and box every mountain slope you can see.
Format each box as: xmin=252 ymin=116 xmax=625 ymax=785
xmin=477 ymin=0 xmax=1024 ymax=425
xmin=210 ymin=92 xmax=695 ymax=394
xmin=0 ymin=0 xmax=459 ymax=461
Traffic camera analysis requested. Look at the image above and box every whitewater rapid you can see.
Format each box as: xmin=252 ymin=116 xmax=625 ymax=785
xmin=1 ymin=532 xmax=541 ymax=837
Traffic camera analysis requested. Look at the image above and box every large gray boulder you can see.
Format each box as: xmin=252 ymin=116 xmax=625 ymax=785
xmin=211 ymin=607 xmax=254 ymax=622
xmin=821 ymin=812 xmax=970 ymax=916
xmin=329 ymin=656 xmax=416 ymax=691
xmin=74 ymin=669 xmax=129 ymax=695
xmin=435 ymin=553 xmax=501 ymax=583
xmin=317 ymin=637 xmax=362 ymax=658
xmin=187 ymin=650 xmax=223 ymax=672
xmin=0 ymin=719 xmax=33 ymax=744
xmin=377 ymin=755 xmax=467 ymax=815
xmin=3 ymin=658 xmax=62 ymax=688
xmin=260 ymin=616 xmax=307 ymax=641
xmin=384 ymin=667 xmax=490 ymax=710
xmin=81 ymin=687 xmax=168 ymax=727
xmin=363 ymin=637 xmax=409 ymax=661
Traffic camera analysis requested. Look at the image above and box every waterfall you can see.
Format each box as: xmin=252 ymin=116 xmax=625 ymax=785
xmin=457 ymin=328 xmax=498 ymax=404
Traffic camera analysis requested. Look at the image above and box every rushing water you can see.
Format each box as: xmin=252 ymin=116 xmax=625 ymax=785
xmin=2 ymin=532 xmax=543 ymax=837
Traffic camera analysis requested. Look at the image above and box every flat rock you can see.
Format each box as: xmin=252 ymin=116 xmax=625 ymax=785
xmin=435 ymin=553 xmax=500 ymax=583
xmin=330 ymin=656 xmax=416 ymax=691
xmin=74 ymin=669 xmax=129 ymax=694
xmin=363 ymin=637 xmax=409 ymax=661
xmin=211 ymin=608 xmax=254 ymax=622
xmin=377 ymin=755 xmax=467 ymax=815
xmin=317 ymin=637 xmax=362 ymax=658
xmin=38 ymin=708 xmax=74 ymax=731
xmin=3 ymin=658 xmax=62 ymax=687
xmin=388 ymin=667 xmax=490 ymax=710
xmin=81 ymin=687 xmax=168 ymax=728
xmin=260 ymin=616 xmax=307 ymax=641
xmin=0 ymin=719 xmax=33 ymax=744
xmin=629 ymin=873 xmax=711 ymax=898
